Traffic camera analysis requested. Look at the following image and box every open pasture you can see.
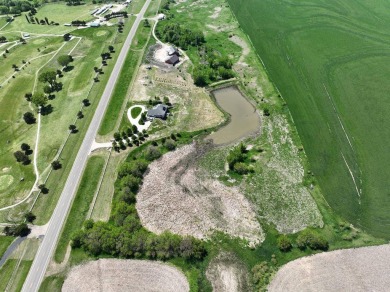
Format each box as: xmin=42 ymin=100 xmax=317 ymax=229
xmin=228 ymin=0 xmax=390 ymax=238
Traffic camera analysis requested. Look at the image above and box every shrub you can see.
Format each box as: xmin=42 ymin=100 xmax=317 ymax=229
xmin=277 ymin=235 xmax=292 ymax=252
xmin=233 ymin=162 xmax=250 ymax=175
xmin=145 ymin=146 xmax=161 ymax=161
xmin=296 ymin=229 xmax=328 ymax=251
xmin=164 ymin=139 xmax=176 ymax=151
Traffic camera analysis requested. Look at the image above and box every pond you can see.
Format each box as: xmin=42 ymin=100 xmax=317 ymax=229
xmin=208 ymin=87 xmax=260 ymax=145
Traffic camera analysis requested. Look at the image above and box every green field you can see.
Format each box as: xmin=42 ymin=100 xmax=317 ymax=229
xmin=0 ymin=259 xmax=32 ymax=291
xmin=227 ymin=0 xmax=390 ymax=238
xmin=0 ymin=236 xmax=14 ymax=258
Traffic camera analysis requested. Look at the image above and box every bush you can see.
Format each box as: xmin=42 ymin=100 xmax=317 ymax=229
xmin=233 ymin=162 xmax=250 ymax=175
xmin=164 ymin=139 xmax=176 ymax=151
xmin=145 ymin=146 xmax=161 ymax=161
xmin=277 ymin=235 xmax=292 ymax=252
xmin=296 ymin=229 xmax=329 ymax=251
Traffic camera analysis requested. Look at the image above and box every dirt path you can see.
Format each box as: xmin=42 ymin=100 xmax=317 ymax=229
xmin=269 ymin=244 xmax=390 ymax=292
xmin=62 ymin=259 xmax=189 ymax=292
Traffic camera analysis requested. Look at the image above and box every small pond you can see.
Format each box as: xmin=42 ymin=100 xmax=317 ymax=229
xmin=208 ymin=87 xmax=260 ymax=145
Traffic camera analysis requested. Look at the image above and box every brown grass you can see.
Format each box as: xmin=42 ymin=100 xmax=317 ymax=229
xmin=136 ymin=143 xmax=264 ymax=246
xmin=206 ymin=252 xmax=251 ymax=292
xmin=268 ymin=244 xmax=390 ymax=292
xmin=62 ymin=259 xmax=189 ymax=292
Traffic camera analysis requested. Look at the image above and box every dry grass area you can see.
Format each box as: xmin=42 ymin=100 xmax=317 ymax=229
xmin=62 ymin=259 xmax=189 ymax=292
xmin=206 ymin=252 xmax=251 ymax=292
xmin=269 ymin=244 xmax=390 ymax=292
xmin=136 ymin=143 xmax=264 ymax=246
xmin=131 ymin=64 xmax=224 ymax=133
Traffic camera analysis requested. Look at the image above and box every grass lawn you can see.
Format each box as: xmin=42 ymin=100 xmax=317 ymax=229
xmin=39 ymin=274 xmax=65 ymax=292
xmin=227 ymin=0 xmax=390 ymax=239
xmin=2 ymin=3 xmax=96 ymax=35
xmin=0 ymin=236 xmax=14 ymax=258
xmin=130 ymin=106 xmax=142 ymax=119
xmin=0 ymin=259 xmax=32 ymax=292
xmin=54 ymin=155 xmax=105 ymax=263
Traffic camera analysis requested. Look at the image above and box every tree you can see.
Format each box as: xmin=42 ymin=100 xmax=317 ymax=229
xmin=77 ymin=111 xmax=83 ymax=119
xmin=145 ymin=146 xmax=161 ymax=161
xmin=296 ymin=229 xmax=329 ymax=251
xmin=51 ymin=160 xmax=62 ymax=170
xmin=38 ymin=184 xmax=49 ymax=194
xmin=31 ymin=92 xmax=48 ymax=107
xmin=108 ymin=45 xmax=114 ymax=52
xmin=25 ymin=211 xmax=36 ymax=223
xmin=114 ymin=132 xmax=121 ymax=141
xmin=23 ymin=112 xmax=36 ymax=124
xmin=82 ymin=99 xmax=90 ymax=106
xmin=164 ymin=139 xmax=176 ymax=151
xmin=25 ymin=92 xmax=32 ymax=102
xmin=21 ymin=143 xmax=31 ymax=154
xmin=69 ymin=124 xmax=77 ymax=133
xmin=57 ymin=55 xmax=73 ymax=69
xmin=38 ymin=71 xmax=57 ymax=86
xmin=4 ymin=223 xmax=30 ymax=237
xmin=14 ymin=151 xmax=30 ymax=164
xmin=277 ymin=235 xmax=292 ymax=252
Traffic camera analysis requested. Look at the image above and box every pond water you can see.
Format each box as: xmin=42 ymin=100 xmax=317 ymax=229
xmin=208 ymin=87 xmax=260 ymax=145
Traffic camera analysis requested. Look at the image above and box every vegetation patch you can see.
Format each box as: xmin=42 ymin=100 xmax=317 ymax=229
xmin=130 ymin=106 xmax=142 ymax=119
xmin=136 ymin=143 xmax=264 ymax=246
xmin=0 ymin=175 xmax=13 ymax=191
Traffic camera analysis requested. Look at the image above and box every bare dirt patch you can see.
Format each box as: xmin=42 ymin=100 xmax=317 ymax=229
xmin=269 ymin=244 xmax=390 ymax=292
xmin=62 ymin=259 xmax=189 ymax=292
xmin=206 ymin=252 xmax=251 ymax=292
xmin=136 ymin=143 xmax=264 ymax=246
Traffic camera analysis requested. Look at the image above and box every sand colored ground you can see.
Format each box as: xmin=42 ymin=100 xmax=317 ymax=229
xmin=206 ymin=252 xmax=251 ymax=292
xmin=136 ymin=143 xmax=264 ymax=246
xmin=269 ymin=244 xmax=390 ymax=292
xmin=62 ymin=259 xmax=189 ymax=292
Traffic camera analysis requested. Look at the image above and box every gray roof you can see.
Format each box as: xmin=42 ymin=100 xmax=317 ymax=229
xmin=167 ymin=46 xmax=179 ymax=56
xmin=165 ymin=55 xmax=179 ymax=65
xmin=147 ymin=104 xmax=168 ymax=118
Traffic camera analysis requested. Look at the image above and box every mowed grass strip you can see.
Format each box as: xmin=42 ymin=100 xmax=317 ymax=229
xmin=0 ymin=259 xmax=32 ymax=291
xmin=0 ymin=236 xmax=14 ymax=258
xmin=227 ymin=0 xmax=390 ymax=238
xmin=54 ymin=155 xmax=105 ymax=263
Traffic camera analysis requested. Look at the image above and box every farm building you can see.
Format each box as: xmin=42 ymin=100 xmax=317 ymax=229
xmin=165 ymin=55 xmax=180 ymax=66
xmin=167 ymin=46 xmax=180 ymax=56
xmin=147 ymin=104 xmax=169 ymax=119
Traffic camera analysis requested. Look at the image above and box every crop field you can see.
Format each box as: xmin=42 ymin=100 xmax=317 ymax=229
xmin=227 ymin=0 xmax=390 ymax=238
xmin=269 ymin=244 xmax=390 ymax=292
xmin=62 ymin=259 xmax=190 ymax=292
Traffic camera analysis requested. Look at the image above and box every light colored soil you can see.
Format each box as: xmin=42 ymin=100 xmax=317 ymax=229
xmin=136 ymin=143 xmax=264 ymax=246
xmin=62 ymin=259 xmax=189 ymax=292
xmin=131 ymin=64 xmax=224 ymax=134
xmin=268 ymin=244 xmax=390 ymax=292
xmin=209 ymin=6 xmax=222 ymax=19
xmin=206 ymin=252 xmax=251 ymax=292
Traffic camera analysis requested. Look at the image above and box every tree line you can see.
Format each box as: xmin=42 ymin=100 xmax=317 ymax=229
xmin=0 ymin=0 xmax=33 ymax=15
xmin=72 ymin=138 xmax=207 ymax=261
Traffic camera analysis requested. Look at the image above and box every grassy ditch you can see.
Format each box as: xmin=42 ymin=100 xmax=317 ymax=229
xmin=0 ymin=259 xmax=32 ymax=292
xmin=54 ymin=155 xmax=106 ymax=263
xmin=98 ymin=25 xmax=151 ymax=137
xmin=0 ymin=236 xmax=14 ymax=258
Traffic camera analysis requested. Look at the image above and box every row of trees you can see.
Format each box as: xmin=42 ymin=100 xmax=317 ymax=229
xmin=72 ymin=140 xmax=206 ymax=261
xmin=13 ymin=143 xmax=32 ymax=165
xmin=277 ymin=230 xmax=329 ymax=252
xmin=104 ymin=11 xmax=127 ymax=20
xmin=25 ymin=15 xmax=59 ymax=26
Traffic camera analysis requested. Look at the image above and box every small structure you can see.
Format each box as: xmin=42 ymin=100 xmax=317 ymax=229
xmin=157 ymin=13 xmax=165 ymax=20
xmin=147 ymin=104 xmax=169 ymax=119
xmin=89 ymin=22 xmax=100 ymax=28
xmin=165 ymin=55 xmax=179 ymax=66
xmin=167 ymin=46 xmax=179 ymax=56
xmin=23 ymin=33 xmax=30 ymax=38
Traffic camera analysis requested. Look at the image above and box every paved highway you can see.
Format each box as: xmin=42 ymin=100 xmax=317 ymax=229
xmin=22 ymin=1 xmax=152 ymax=290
